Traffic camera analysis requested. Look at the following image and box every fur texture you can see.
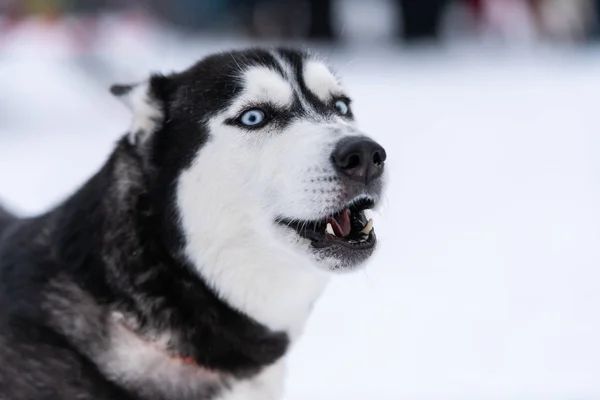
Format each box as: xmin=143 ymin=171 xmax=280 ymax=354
xmin=0 ymin=47 xmax=387 ymax=400
xmin=0 ymin=205 xmax=14 ymax=237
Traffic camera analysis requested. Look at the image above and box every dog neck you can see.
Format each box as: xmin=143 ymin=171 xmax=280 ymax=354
xmin=35 ymin=142 xmax=288 ymax=372
xmin=190 ymin=240 xmax=330 ymax=338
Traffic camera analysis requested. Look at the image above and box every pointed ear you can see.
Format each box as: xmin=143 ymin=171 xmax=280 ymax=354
xmin=110 ymin=75 xmax=171 ymax=146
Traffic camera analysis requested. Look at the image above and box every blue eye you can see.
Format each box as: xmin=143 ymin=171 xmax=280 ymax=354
xmin=239 ymin=109 xmax=265 ymax=127
xmin=334 ymin=99 xmax=350 ymax=115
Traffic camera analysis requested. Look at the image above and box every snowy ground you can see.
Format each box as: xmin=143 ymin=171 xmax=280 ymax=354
xmin=1 ymin=28 xmax=600 ymax=399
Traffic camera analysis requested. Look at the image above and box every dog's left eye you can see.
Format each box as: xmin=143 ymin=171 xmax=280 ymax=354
xmin=334 ymin=99 xmax=350 ymax=115
xmin=239 ymin=109 xmax=266 ymax=127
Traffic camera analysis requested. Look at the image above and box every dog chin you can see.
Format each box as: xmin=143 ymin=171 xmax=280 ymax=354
xmin=275 ymin=224 xmax=376 ymax=274
xmin=308 ymin=242 xmax=376 ymax=273
xmin=312 ymin=245 xmax=376 ymax=273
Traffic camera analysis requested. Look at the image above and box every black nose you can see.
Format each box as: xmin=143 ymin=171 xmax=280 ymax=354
xmin=331 ymin=136 xmax=387 ymax=185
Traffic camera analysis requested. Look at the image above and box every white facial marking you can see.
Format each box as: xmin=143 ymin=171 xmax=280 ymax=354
xmin=233 ymin=67 xmax=293 ymax=113
xmin=303 ymin=61 xmax=343 ymax=102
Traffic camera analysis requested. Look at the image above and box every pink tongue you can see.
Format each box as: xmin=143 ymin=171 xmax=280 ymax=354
xmin=328 ymin=209 xmax=351 ymax=237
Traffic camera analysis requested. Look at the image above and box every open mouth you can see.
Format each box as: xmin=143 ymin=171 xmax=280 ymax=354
xmin=278 ymin=197 xmax=376 ymax=250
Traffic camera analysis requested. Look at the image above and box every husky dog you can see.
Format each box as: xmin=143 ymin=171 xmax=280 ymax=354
xmin=0 ymin=48 xmax=387 ymax=400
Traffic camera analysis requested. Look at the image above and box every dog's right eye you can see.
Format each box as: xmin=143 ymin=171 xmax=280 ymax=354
xmin=238 ymin=109 xmax=266 ymax=127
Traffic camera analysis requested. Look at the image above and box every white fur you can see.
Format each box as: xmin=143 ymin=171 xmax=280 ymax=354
xmin=303 ymin=61 xmax=343 ymax=102
xmin=237 ymin=67 xmax=294 ymax=110
xmin=117 ymin=82 xmax=163 ymax=144
xmin=100 ymin=312 xmax=223 ymax=398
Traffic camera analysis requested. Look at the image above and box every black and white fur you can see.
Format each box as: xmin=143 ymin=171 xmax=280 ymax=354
xmin=0 ymin=48 xmax=387 ymax=400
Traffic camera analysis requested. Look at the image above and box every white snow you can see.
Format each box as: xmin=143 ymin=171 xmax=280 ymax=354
xmin=1 ymin=33 xmax=600 ymax=399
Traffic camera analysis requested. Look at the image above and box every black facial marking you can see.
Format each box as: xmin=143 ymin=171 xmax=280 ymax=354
xmin=275 ymin=47 xmax=352 ymax=120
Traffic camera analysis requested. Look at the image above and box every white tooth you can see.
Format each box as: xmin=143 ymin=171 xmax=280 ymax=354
xmin=360 ymin=219 xmax=374 ymax=234
xmin=325 ymin=223 xmax=335 ymax=235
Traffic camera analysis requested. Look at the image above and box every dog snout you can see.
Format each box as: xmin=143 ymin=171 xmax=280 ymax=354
xmin=331 ymin=136 xmax=386 ymax=185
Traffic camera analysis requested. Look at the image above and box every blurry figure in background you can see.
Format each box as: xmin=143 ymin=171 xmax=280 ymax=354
xmin=465 ymin=0 xmax=484 ymax=15
xmin=530 ymin=0 xmax=596 ymax=42
xmin=23 ymin=0 xmax=62 ymax=21
xmin=61 ymin=0 xmax=152 ymax=54
xmin=61 ymin=0 xmax=111 ymax=52
xmin=0 ymin=0 xmax=24 ymax=37
xmin=242 ymin=0 xmax=331 ymax=39
xmin=395 ymin=0 xmax=450 ymax=42
xmin=148 ymin=0 xmax=237 ymax=32
xmin=479 ymin=0 xmax=539 ymax=42
xmin=595 ymin=0 xmax=600 ymax=38
xmin=307 ymin=0 xmax=336 ymax=40
xmin=314 ymin=0 xmax=452 ymax=42
xmin=2 ymin=0 xmax=600 ymax=45
xmin=475 ymin=0 xmax=597 ymax=43
xmin=238 ymin=0 xmax=309 ymax=39
xmin=320 ymin=0 xmax=599 ymax=43
xmin=0 ymin=0 xmax=61 ymax=28
xmin=245 ymin=0 xmax=451 ymax=42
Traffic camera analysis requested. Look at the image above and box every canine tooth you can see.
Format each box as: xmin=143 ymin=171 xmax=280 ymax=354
xmin=325 ymin=223 xmax=335 ymax=235
xmin=360 ymin=219 xmax=374 ymax=234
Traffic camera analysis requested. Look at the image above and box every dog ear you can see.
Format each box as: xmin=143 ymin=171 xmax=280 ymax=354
xmin=110 ymin=75 xmax=171 ymax=146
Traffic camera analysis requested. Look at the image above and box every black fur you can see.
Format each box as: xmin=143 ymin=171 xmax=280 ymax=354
xmin=0 ymin=48 xmax=309 ymax=400
xmin=0 ymin=205 xmax=14 ymax=237
xmin=0 ymin=138 xmax=289 ymax=399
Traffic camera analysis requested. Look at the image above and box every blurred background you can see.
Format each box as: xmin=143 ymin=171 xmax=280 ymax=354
xmin=1 ymin=1 xmax=600 ymax=399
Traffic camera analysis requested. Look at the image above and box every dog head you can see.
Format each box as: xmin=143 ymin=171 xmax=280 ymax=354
xmin=112 ymin=48 xmax=387 ymax=279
